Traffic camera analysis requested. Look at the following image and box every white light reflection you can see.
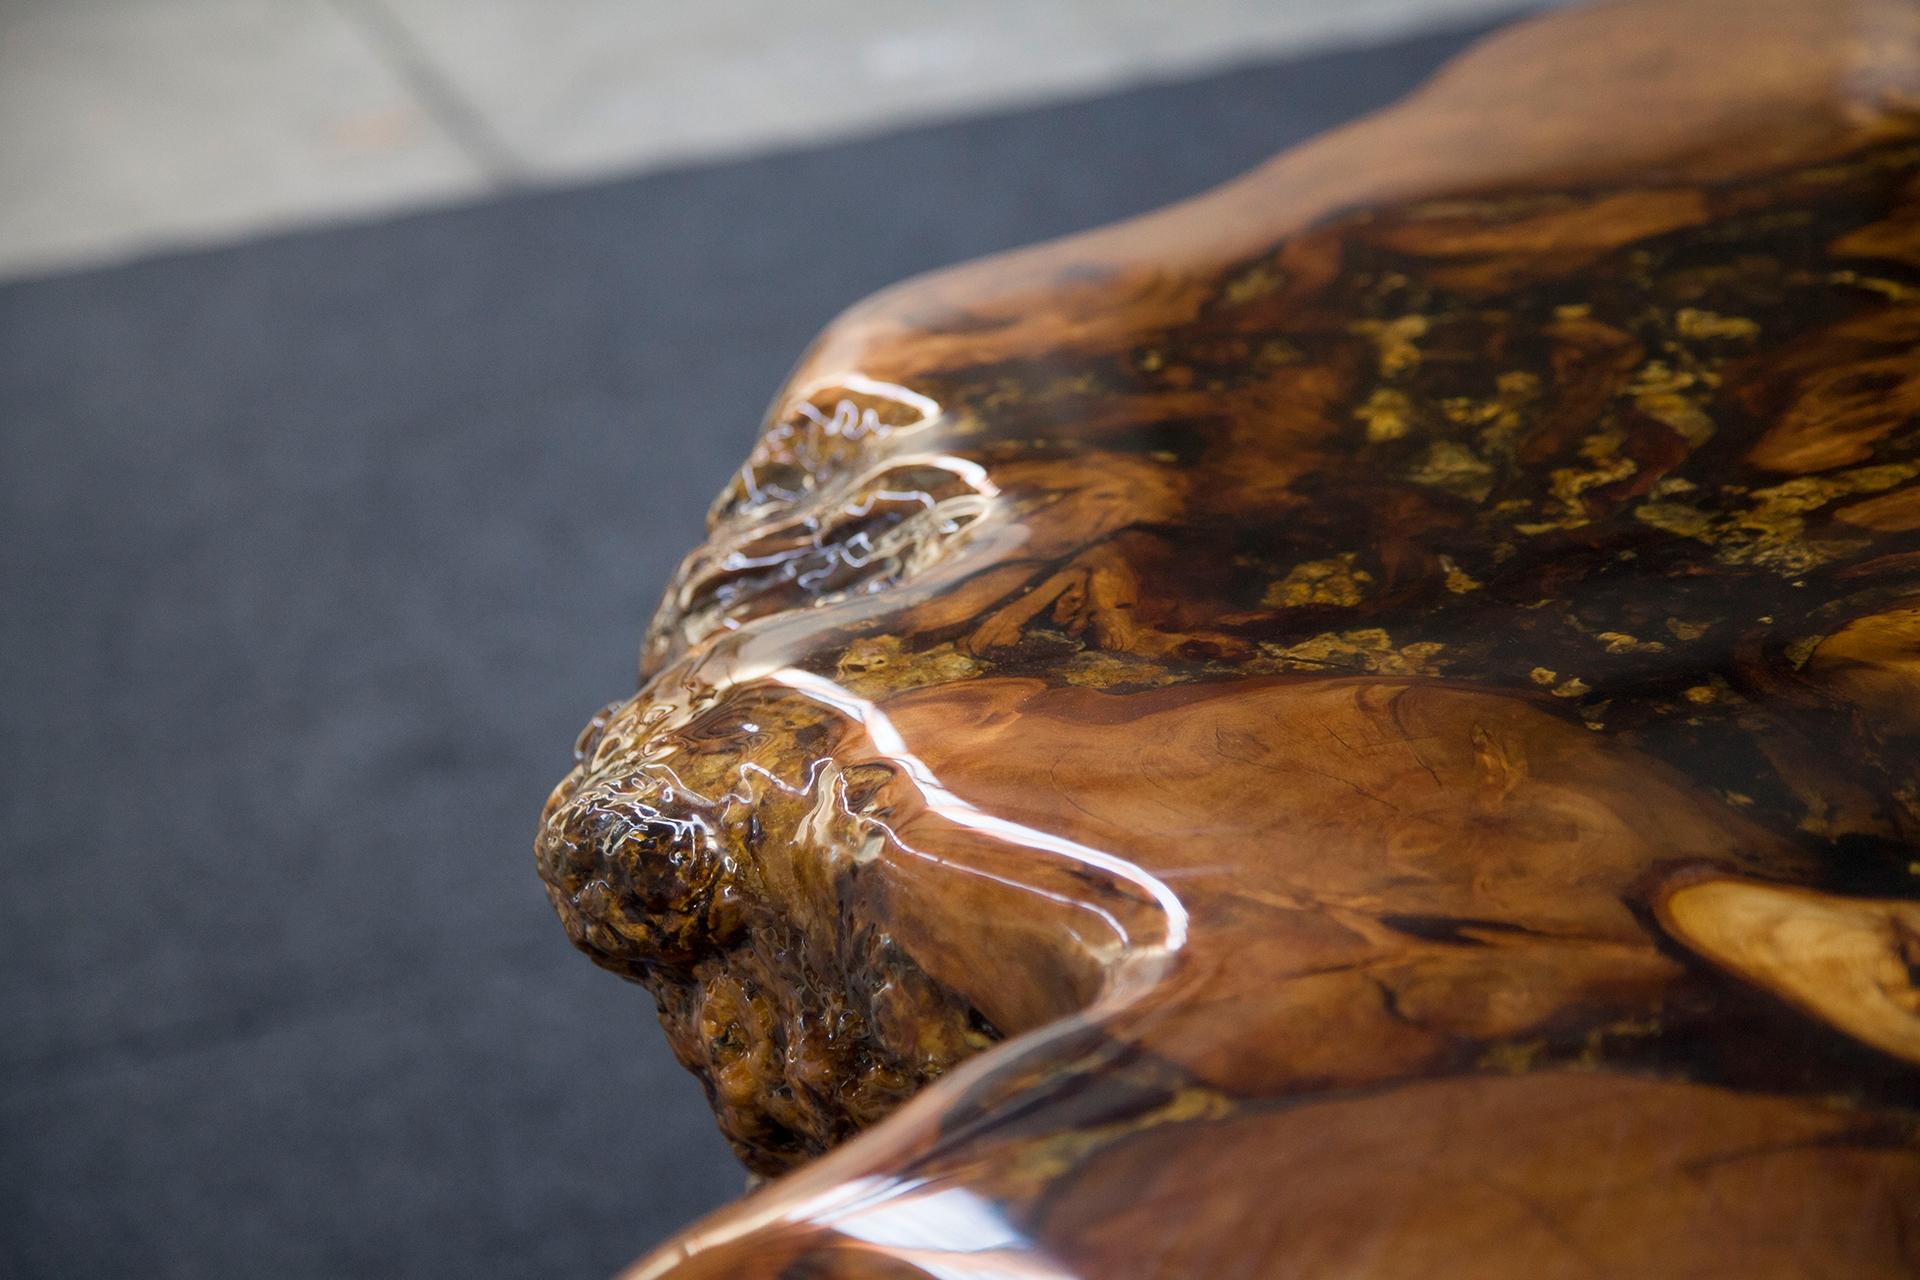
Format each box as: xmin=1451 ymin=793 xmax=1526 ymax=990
xmin=833 ymin=1179 xmax=1024 ymax=1252
xmin=803 ymin=373 xmax=944 ymax=426
xmin=767 ymin=666 xmax=1189 ymax=957
xmin=629 ymin=1175 xmax=1080 ymax=1280
xmin=831 ymin=1180 xmax=1081 ymax=1279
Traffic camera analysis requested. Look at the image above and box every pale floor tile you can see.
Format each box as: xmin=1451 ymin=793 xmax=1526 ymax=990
xmin=0 ymin=0 xmax=489 ymax=278
xmin=376 ymin=0 xmax=1566 ymax=181
xmin=0 ymin=0 xmax=1569 ymax=279
xmin=1101 ymin=0 xmax=1579 ymax=82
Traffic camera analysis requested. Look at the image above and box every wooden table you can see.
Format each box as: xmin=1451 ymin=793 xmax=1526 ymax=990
xmin=538 ymin=0 xmax=1920 ymax=1273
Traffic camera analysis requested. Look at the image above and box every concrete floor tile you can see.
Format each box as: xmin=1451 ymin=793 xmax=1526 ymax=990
xmin=0 ymin=0 xmax=1573 ymax=279
xmin=366 ymin=0 xmax=1564 ymax=181
xmin=0 ymin=0 xmax=490 ymax=278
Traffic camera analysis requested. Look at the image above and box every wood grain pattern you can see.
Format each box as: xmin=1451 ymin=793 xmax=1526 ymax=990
xmin=537 ymin=0 xmax=1920 ymax=1273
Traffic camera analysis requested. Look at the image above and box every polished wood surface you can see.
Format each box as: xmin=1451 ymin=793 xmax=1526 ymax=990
xmin=537 ymin=0 xmax=1920 ymax=1273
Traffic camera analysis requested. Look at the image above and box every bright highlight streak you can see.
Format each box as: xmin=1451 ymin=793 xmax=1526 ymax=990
xmin=768 ymin=666 xmax=1190 ymax=956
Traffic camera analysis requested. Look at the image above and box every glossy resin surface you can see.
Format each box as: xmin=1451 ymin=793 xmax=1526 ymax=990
xmin=538 ymin=0 xmax=1920 ymax=1274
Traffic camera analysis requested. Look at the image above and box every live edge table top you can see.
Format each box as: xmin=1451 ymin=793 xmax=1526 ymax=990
xmin=536 ymin=1 xmax=1920 ymax=1275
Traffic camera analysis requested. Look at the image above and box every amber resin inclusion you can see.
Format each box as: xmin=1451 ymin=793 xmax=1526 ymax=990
xmin=538 ymin=0 xmax=1920 ymax=1274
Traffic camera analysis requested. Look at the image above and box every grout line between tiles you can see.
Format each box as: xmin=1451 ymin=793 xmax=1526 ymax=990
xmin=326 ymin=0 xmax=526 ymax=191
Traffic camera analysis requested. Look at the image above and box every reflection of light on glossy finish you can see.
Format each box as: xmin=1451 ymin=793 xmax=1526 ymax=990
xmin=792 ymin=373 xmax=944 ymax=427
xmin=681 ymin=450 xmax=1000 ymax=651
xmin=770 ymin=665 xmax=1190 ymax=962
xmin=590 ymin=662 xmax=1166 ymax=965
xmin=830 ymin=1180 xmax=1025 ymax=1251
xmin=636 ymin=1176 xmax=1079 ymax=1280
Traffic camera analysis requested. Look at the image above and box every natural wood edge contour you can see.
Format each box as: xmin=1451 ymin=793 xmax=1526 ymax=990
xmin=536 ymin=0 xmax=1920 ymax=1275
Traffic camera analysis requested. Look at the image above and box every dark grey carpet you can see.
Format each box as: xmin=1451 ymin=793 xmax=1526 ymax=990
xmin=0 ymin=22 xmax=1490 ymax=1279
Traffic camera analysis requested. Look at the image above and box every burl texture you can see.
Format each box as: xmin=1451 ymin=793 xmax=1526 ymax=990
xmin=538 ymin=0 xmax=1920 ymax=1274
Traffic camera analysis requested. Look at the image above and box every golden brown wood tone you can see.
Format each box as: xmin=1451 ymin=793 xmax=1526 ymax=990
xmin=537 ymin=0 xmax=1920 ymax=1273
